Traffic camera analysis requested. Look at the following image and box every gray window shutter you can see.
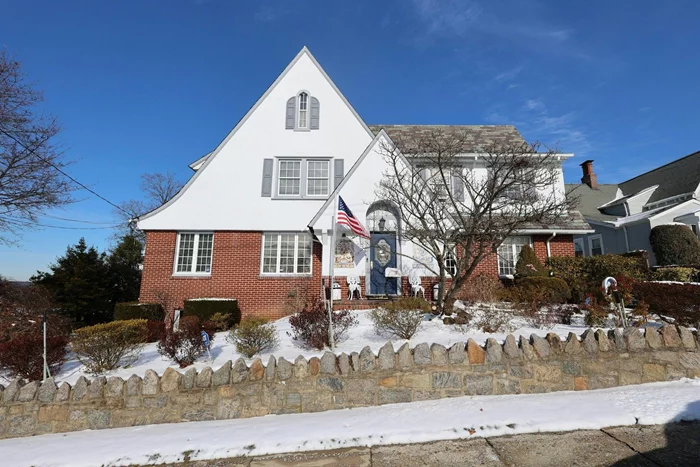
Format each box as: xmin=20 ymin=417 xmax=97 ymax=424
xmin=261 ymin=158 xmax=273 ymax=197
xmin=452 ymin=168 xmax=464 ymax=201
xmin=334 ymin=159 xmax=344 ymax=188
xmin=310 ymin=97 xmax=320 ymax=130
xmin=285 ymin=97 xmax=296 ymax=129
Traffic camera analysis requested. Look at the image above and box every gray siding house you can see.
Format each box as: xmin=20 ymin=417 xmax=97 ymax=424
xmin=566 ymin=152 xmax=700 ymax=265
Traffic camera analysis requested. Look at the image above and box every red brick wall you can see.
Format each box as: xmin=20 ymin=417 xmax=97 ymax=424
xmin=139 ymin=231 xmax=322 ymax=320
xmin=139 ymin=232 xmax=576 ymax=317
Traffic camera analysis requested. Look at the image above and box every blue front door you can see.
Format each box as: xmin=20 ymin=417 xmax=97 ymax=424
xmin=370 ymin=233 xmax=398 ymax=295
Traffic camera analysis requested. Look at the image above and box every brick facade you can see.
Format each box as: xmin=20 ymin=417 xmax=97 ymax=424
xmin=139 ymin=231 xmax=322 ymax=320
xmin=139 ymin=231 xmax=575 ymax=318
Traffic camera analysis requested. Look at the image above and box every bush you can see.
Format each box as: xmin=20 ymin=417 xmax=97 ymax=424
xmin=547 ymin=254 xmax=649 ymax=302
xmin=369 ymin=297 xmax=430 ymax=339
xmin=289 ymin=298 xmax=358 ymax=350
xmin=207 ymin=312 xmax=234 ymax=332
xmin=650 ymin=224 xmax=700 ymax=266
xmin=515 ymin=245 xmax=548 ymax=278
xmin=0 ymin=333 xmax=69 ymax=381
xmin=183 ymin=299 xmax=241 ymax=327
xmin=632 ymin=281 xmax=700 ymax=326
xmin=0 ymin=281 xmax=70 ymax=380
xmin=158 ymin=316 xmax=211 ymax=367
xmin=454 ymin=274 xmax=504 ymax=304
xmin=228 ymin=317 xmax=279 ymax=358
xmin=114 ymin=302 xmax=164 ymax=321
xmin=652 ymin=267 xmax=698 ymax=283
xmin=509 ymin=276 xmax=571 ymax=304
xmin=146 ymin=320 xmax=166 ymax=342
xmin=72 ymin=319 xmax=149 ymax=374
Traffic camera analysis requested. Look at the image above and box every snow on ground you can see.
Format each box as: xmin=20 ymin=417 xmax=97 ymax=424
xmin=2 ymin=379 xmax=699 ymax=467
xmin=1 ymin=308 xmax=592 ymax=385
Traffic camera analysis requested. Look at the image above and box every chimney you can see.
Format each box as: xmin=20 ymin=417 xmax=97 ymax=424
xmin=580 ymin=160 xmax=598 ymax=189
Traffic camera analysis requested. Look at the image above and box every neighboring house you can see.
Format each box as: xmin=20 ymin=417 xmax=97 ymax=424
xmin=136 ymin=47 xmax=591 ymax=319
xmin=567 ymin=154 xmax=700 ymax=264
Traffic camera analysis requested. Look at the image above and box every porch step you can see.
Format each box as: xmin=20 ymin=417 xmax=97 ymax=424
xmin=329 ymin=298 xmax=392 ymax=310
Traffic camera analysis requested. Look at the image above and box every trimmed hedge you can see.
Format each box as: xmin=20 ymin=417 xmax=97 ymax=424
xmin=183 ymin=298 xmax=241 ymax=327
xmin=72 ymin=319 xmax=149 ymax=374
xmin=650 ymin=224 xmax=700 ymax=266
xmin=632 ymin=281 xmax=700 ymax=326
xmin=652 ymin=267 xmax=698 ymax=283
xmin=511 ymin=276 xmax=571 ymax=304
xmin=114 ymin=302 xmax=164 ymax=321
xmin=547 ymin=253 xmax=649 ymax=302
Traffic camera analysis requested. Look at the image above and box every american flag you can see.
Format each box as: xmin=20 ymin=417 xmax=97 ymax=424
xmin=337 ymin=196 xmax=370 ymax=239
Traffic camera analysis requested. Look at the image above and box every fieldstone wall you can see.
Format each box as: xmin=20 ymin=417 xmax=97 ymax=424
xmin=2 ymin=325 xmax=700 ymax=439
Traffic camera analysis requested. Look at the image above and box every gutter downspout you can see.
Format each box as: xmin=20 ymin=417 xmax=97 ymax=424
xmin=546 ymin=232 xmax=557 ymax=258
xmin=623 ymin=226 xmax=630 ymax=252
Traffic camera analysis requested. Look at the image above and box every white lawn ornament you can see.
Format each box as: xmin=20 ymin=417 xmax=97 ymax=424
xmin=603 ymin=277 xmax=628 ymax=327
xmin=347 ymin=275 xmax=362 ymax=300
xmin=409 ymin=271 xmax=425 ymax=298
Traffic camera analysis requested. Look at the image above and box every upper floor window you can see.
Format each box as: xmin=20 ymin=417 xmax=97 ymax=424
xmin=298 ymin=92 xmax=308 ymax=129
xmin=175 ymin=232 xmax=213 ymax=275
xmin=277 ymin=158 xmax=330 ymax=198
xmin=278 ymin=160 xmax=302 ymax=196
xmin=307 ymin=160 xmax=329 ymax=196
xmin=286 ymin=92 xmax=320 ymax=130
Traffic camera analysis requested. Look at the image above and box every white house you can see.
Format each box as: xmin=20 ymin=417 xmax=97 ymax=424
xmin=136 ymin=47 xmax=590 ymax=318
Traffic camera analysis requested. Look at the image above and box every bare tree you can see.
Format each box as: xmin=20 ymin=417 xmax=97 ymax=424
xmin=113 ymin=171 xmax=183 ymax=243
xmin=375 ymin=129 xmax=572 ymax=313
xmin=0 ymin=50 xmax=72 ymax=244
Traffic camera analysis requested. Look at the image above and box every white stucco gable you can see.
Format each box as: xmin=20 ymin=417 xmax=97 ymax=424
xmin=137 ymin=47 xmax=375 ymax=231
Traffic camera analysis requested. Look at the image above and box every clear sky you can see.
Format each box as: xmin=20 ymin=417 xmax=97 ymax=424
xmin=1 ymin=0 xmax=699 ymax=280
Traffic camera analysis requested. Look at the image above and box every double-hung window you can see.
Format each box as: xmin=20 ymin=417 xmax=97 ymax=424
xmin=277 ymin=158 xmax=330 ymax=198
xmin=307 ymin=160 xmax=329 ymax=196
xmin=278 ymin=160 xmax=301 ymax=196
xmin=497 ymin=236 xmax=532 ymax=276
xmin=261 ymin=232 xmax=312 ymax=275
xmin=175 ymin=233 xmax=213 ymax=274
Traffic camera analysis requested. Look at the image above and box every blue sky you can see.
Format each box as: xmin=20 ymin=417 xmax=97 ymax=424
xmin=1 ymin=0 xmax=699 ymax=280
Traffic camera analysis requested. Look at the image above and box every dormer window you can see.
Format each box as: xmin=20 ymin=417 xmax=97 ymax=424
xmin=298 ymin=92 xmax=308 ymax=129
xmin=285 ymin=92 xmax=320 ymax=130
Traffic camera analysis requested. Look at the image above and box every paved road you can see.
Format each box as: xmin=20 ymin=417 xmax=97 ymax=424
xmin=162 ymin=422 xmax=699 ymax=467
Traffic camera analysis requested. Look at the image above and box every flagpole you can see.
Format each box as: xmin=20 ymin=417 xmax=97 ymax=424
xmin=327 ymin=195 xmax=338 ymax=350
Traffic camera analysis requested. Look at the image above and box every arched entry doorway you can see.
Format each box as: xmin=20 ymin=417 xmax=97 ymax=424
xmin=366 ymin=201 xmax=400 ymax=296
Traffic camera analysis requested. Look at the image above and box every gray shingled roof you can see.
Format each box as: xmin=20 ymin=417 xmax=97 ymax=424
xmin=519 ymin=210 xmax=593 ymax=232
xmin=369 ymin=125 xmax=527 ymax=153
xmin=618 ymin=150 xmax=700 ymax=202
xmin=565 ymin=183 xmax=620 ymax=222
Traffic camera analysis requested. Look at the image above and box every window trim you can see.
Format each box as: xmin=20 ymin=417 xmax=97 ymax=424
xmin=573 ymin=238 xmax=585 ymax=257
xmin=588 ymin=234 xmax=604 ymax=256
xmin=497 ymin=236 xmax=533 ymax=278
xmin=274 ymin=157 xmax=331 ymax=199
xmin=173 ymin=232 xmax=214 ymax=276
xmin=259 ymin=232 xmax=313 ymax=276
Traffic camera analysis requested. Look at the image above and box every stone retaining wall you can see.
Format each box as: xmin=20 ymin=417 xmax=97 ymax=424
xmin=2 ymin=325 xmax=699 ymax=439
